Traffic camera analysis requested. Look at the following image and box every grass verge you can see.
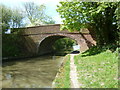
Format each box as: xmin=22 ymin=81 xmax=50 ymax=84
xmin=74 ymin=48 xmax=118 ymax=88
xmin=52 ymin=55 xmax=70 ymax=88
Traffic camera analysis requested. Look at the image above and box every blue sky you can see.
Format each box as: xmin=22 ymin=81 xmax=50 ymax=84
xmin=0 ymin=0 xmax=63 ymax=24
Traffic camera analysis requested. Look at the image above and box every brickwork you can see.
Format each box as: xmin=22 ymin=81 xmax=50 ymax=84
xmin=21 ymin=24 xmax=96 ymax=55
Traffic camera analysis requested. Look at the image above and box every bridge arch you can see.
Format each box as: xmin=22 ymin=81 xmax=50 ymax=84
xmin=21 ymin=24 xmax=96 ymax=55
xmin=37 ymin=33 xmax=88 ymax=55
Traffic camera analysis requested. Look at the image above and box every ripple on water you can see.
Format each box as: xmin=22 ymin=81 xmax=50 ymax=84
xmin=2 ymin=56 xmax=64 ymax=88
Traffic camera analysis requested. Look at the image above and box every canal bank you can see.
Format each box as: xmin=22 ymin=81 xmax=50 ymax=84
xmin=52 ymin=54 xmax=80 ymax=88
xmin=52 ymin=48 xmax=118 ymax=88
xmin=52 ymin=55 xmax=71 ymax=88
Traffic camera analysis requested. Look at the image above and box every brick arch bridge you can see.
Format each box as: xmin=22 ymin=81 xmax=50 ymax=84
xmin=20 ymin=24 xmax=96 ymax=55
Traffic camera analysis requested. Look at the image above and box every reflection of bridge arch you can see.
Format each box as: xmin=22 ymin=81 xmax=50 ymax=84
xmin=21 ymin=24 xmax=96 ymax=55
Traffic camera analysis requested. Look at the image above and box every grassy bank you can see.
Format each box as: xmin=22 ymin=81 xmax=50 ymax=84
xmin=74 ymin=47 xmax=118 ymax=88
xmin=52 ymin=55 xmax=70 ymax=88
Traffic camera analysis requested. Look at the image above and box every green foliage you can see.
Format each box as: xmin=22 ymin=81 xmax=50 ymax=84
xmin=23 ymin=2 xmax=55 ymax=26
xmin=52 ymin=38 xmax=76 ymax=51
xmin=74 ymin=49 xmax=118 ymax=88
xmin=82 ymin=44 xmax=119 ymax=56
xmin=10 ymin=9 xmax=25 ymax=28
xmin=115 ymin=2 xmax=120 ymax=45
xmin=115 ymin=2 xmax=120 ymax=30
xmin=53 ymin=55 xmax=70 ymax=88
xmin=1 ymin=4 xmax=25 ymax=33
xmin=57 ymin=1 xmax=119 ymax=45
xmin=2 ymin=34 xmax=25 ymax=57
xmin=1 ymin=5 xmax=12 ymax=33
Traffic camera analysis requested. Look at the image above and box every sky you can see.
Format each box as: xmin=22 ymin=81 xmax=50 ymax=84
xmin=0 ymin=0 xmax=64 ymax=24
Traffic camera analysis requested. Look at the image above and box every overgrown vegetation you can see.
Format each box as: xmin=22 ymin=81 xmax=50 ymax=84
xmin=53 ymin=55 xmax=70 ymax=88
xmin=57 ymin=1 xmax=120 ymax=46
xmin=52 ymin=38 xmax=76 ymax=54
xmin=2 ymin=34 xmax=26 ymax=57
xmin=74 ymin=47 xmax=118 ymax=88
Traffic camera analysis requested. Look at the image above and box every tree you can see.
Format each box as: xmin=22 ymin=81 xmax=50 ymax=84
xmin=1 ymin=5 xmax=12 ymax=33
xmin=10 ymin=9 xmax=25 ymax=28
xmin=23 ymin=2 xmax=55 ymax=26
xmin=1 ymin=4 xmax=25 ymax=33
xmin=52 ymin=38 xmax=76 ymax=52
xmin=57 ymin=1 xmax=119 ymax=46
xmin=115 ymin=2 xmax=120 ymax=45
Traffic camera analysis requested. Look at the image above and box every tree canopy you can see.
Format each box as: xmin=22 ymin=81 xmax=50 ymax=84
xmin=57 ymin=1 xmax=119 ymax=46
xmin=23 ymin=2 xmax=55 ymax=26
xmin=1 ymin=5 xmax=25 ymax=33
xmin=1 ymin=2 xmax=56 ymax=33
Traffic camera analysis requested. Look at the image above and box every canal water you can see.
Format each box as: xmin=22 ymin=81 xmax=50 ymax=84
xmin=2 ymin=55 xmax=64 ymax=88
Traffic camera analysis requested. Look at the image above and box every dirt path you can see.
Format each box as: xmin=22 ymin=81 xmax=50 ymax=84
xmin=70 ymin=54 xmax=80 ymax=88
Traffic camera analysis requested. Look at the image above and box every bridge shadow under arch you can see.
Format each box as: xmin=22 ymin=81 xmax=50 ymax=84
xmin=37 ymin=35 xmax=79 ymax=55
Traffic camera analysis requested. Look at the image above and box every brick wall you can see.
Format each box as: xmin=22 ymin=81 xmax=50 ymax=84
xmin=20 ymin=24 xmax=96 ymax=55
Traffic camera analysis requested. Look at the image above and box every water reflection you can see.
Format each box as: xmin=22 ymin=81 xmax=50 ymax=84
xmin=2 ymin=55 xmax=64 ymax=88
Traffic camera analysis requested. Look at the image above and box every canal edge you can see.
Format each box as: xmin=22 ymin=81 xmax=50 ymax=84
xmin=52 ymin=55 xmax=69 ymax=88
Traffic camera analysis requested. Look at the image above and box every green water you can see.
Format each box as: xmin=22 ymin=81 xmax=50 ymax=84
xmin=1 ymin=55 xmax=64 ymax=88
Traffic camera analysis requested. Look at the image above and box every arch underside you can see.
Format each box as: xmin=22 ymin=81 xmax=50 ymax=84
xmin=37 ymin=33 xmax=89 ymax=55
xmin=38 ymin=35 xmax=79 ymax=55
xmin=38 ymin=36 xmax=65 ymax=55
